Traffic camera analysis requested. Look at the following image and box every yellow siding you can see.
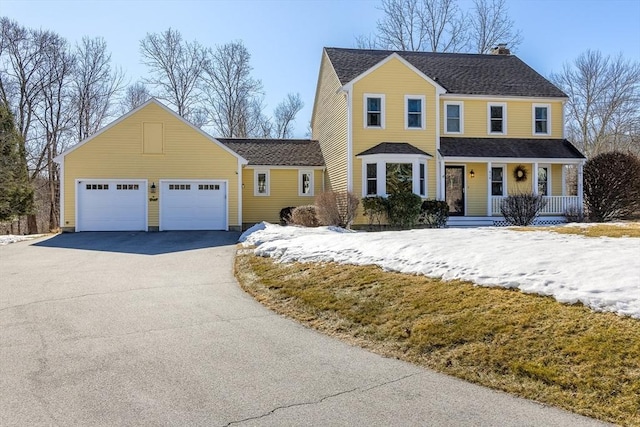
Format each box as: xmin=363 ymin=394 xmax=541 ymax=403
xmin=143 ymin=122 xmax=164 ymax=154
xmin=350 ymin=57 xmax=439 ymax=226
xmin=63 ymin=102 xmax=240 ymax=229
xmin=466 ymin=163 xmax=488 ymax=216
xmin=440 ymin=98 xmax=564 ymax=138
xmin=311 ymin=51 xmax=348 ymax=192
xmin=242 ymin=169 xmax=324 ymax=224
xmin=552 ymin=164 xmax=563 ymax=195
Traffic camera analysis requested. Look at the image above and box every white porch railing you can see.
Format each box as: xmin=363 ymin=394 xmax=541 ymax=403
xmin=491 ymin=196 xmax=581 ymax=215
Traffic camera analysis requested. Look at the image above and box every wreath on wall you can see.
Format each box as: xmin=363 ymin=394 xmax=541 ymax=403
xmin=513 ymin=164 xmax=528 ymax=182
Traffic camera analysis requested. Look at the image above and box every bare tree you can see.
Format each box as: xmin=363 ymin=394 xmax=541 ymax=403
xmin=73 ymin=37 xmax=125 ymax=141
xmin=139 ymin=28 xmax=206 ymax=123
xmin=120 ymin=81 xmax=152 ymax=113
xmin=361 ymin=0 xmax=467 ymax=52
xmin=273 ymin=93 xmax=303 ymax=138
xmin=34 ymin=32 xmax=75 ymax=230
xmin=202 ymin=41 xmax=264 ymax=137
xmin=550 ymin=50 xmax=640 ymax=157
xmin=469 ymin=0 xmax=522 ymax=54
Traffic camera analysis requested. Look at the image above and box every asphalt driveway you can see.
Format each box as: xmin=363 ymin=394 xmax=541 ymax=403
xmin=0 ymin=232 xmax=607 ymax=426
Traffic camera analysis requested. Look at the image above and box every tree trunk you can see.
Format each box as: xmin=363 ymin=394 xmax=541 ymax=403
xmin=27 ymin=214 xmax=38 ymax=234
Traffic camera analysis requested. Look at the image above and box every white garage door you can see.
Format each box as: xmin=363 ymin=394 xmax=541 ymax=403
xmin=77 ymin=180 xmax=147 ymax=231
xmin=160 ymin=181 xmax=227 ymax=231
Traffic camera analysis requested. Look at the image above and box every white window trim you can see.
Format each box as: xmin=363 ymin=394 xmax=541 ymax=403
xmin=532 ymin=103 xmax=552 ymax=136
xmin=404 ymin=95 xmax=426 ymax=130
xmin=363 ymin=93 xmax=385 ymax=129
xmin=359 ymin=154 xmax=429 ymax=198
xmin=298 ymin=170 xmax=314 ymax=197
xmin=538 ymin=164 xmax=552 ymax=196
xmin=491 ymin=164 xmax=506 ymax=196
xmin=444 ymin=101 xmax=464 ymax=134
xmin=254 ymin=169 xmax=270 ymax=196
xmin=487 ymin=102 xmax=507 ymax=135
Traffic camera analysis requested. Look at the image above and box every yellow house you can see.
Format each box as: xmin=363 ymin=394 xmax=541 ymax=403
xmin=54 ymin=99 xmax=324 ymax=232
xmin=312 ymin=47 xmax=586 ymax=226
xmin=55 ymin=45 xmax=586 ymax=232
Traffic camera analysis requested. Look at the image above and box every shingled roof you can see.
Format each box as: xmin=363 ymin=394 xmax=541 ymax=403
xmin=356 ymin=142 xmax=432 ymax=157
xmin=439 ymin=138 xmax=585 ymax=159
xmin=324 ymin=47 xmax=567 ymax=98
xmin=217 ymin=138 xmax=325 ymax=166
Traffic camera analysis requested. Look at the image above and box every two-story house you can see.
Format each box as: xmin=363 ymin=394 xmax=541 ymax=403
xmin=54 ymin=46 xmax=585 ymax=232
xmin=312 ymin=47 xmax=585 ymax=226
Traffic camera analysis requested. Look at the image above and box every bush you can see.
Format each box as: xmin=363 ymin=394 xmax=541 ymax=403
xmin=563 ymin=204 xmax=585 ymax=223
xmin=419 ymin=199 xmax=449 ymax=228
xmin=387 ymin=191 xmax=422 ymax=229
xmin=584 ymin=151 xmax=640 ymax=222
xmin=500 ymin=192 xmax=547 ymax=226
xmin=315 ymin=191 xmax=360 ymax=228
xmin=362 ymin=196 xmax=387 ymax=230
xmin=279 ymin=206 xmax=296 ymax=225
xmin=291 ymin=205 xmax=319 ymax=227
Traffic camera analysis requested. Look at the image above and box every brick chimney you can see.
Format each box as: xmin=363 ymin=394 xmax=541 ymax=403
xmin=490 ymin=44 xmax=510 ymax=55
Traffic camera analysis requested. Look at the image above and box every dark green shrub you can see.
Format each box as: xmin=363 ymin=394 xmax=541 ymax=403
xmin=419 ymin=199 xmax=449 ymax=228
xmin=500 ymin=192 xmax=547 ymax=226
xmin=362 ymin=196 xmax=387 ymax=229
xmin=387 ymin=191 xmax=422 ymax=229
xmin=584 ymin=151 xmax=640 ymax=222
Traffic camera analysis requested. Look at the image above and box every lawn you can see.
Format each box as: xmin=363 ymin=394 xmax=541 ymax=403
xmin=236 ymin=222 xmax=640 ymax=425
xmin=235 ymin=253 xmax=640 ymax=426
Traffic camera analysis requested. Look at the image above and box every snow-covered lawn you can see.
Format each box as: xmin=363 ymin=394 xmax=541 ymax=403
xmin=0 ymin=234 xmax=43 ymax=245
xmin=240 ymin=223 xmax=640 ymax=319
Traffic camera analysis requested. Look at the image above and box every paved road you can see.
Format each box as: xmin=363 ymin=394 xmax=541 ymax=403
xmin=0 ymin=232 xmax=608 ymax=426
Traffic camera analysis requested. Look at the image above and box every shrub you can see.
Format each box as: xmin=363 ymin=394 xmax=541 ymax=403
xmin=291 ymin=205 xmax=319 ymax=227
xmin=563 ymin=204 xmax=585 ymax=223
xmin=419 ymin=199 xmax=449 ymax=228
xmin=279 ymin=206 xmax=296 ymax=225
xmin=387 ymin=191 xmax=422 ymax=229
xmin=583 ymin=151 xmax=640 ymax=222
xmin=500 ymin=192 xmax=548 ymax=226
xmin=315 ymin=191 xmax=359 ymax=228
xmin=362 ymin=196 xmax=387 ymax=230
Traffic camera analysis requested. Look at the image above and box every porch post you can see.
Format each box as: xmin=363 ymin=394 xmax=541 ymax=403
xmin=577 ymin=161 xmax=584 ymax=212
xmin=439 ymin=159 xmax=446 ymax=200
xmin=532 ymin=162 xmax=538 ymax=195
xmin=487 ymin=161 xmax=492 ymax=216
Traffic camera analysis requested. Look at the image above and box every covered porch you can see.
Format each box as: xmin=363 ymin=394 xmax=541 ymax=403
xmin=438 ymin=138 xmax=586 ymax=225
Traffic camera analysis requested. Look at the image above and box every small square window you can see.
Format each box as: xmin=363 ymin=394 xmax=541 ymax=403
xmin=213 ymin=184 xmax=220 ymax=190
xmin=104 ymin=184 xmax=109 ymax=190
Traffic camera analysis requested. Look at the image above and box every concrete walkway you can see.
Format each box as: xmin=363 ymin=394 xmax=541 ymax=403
xmin=0 ymin=232 xmax=608 ymax=426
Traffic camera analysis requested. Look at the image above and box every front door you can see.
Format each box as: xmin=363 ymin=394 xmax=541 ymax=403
xmin=445 ymin=166 xmax=465 ymax=216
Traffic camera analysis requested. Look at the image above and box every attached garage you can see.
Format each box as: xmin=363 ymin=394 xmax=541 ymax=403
xmin=160 ymin=180 xmax=227 ymax=231
xmin=76 ymin=179 xmax=147 ymax=231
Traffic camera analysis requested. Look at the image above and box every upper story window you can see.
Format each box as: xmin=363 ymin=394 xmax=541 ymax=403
xmin=254 ymin=170 xmax=270 ymax=196
xmin=299 ymin=170 xmax=314 ymax=196
xmin=445 ymin=101 xmax=463 ymax=134
xmin=488 ymin=103 xmax=507 ymax=134
xmin=533 ymin=104 xmax=551 ymax=135
xmin=405 ymin=95 xmax=425 ymax=129
xmin=364 ymin=94 xmax=385 ymax=128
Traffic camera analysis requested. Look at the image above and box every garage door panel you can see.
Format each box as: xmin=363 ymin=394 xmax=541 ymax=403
xmin=161 ymin=181 xmax=226 ymax=231
xmin=77 ymin=180 xmax=146 ymax=232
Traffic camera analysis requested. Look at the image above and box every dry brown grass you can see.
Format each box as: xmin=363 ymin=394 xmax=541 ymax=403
xmin=235 ymin=253 xmax=640 ymax=426
xmin=514 ymin=222 xmax=640 ymax=238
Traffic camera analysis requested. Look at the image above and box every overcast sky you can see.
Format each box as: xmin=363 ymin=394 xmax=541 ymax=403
xmin=3 ymin=0 xmax=640 ymax=138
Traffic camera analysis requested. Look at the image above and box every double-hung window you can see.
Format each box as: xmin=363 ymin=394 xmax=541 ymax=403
xmin=254 ymin=170 xmax=270 ymax=196
xmin=488 ymin=103 xmax=507 ymax=134
xmin=533 ymin=104 xmax=551 ymax=135
xmin=364 ymin=94 xmax=385 ymax=128
xmin=299 ymin=170 xmax=314 ymax=196
xmin=445 ymin=102 xmax=463 ymax=134
xmin=538 ymin=166 xmax=549 ymax=196
xmin=360 ymin=157 xmax=429 ymax=198
xmin=405 ymin=95 xmax=425 ymax=129
xmin=491 ymin=166 xmax=505 ymax=196
xmin=366 ymin=163 xmax=377 ymax=196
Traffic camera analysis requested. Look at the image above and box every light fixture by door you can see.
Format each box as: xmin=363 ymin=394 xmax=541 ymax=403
xmin=469 ymin=169 xmax=475 ymax=178
xmin=150 ymin=182 xmax=157 ymax=193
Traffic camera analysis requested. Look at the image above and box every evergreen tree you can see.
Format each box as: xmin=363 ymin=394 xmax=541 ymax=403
xmin=0 ymin=102 xmax=33 ymax=223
